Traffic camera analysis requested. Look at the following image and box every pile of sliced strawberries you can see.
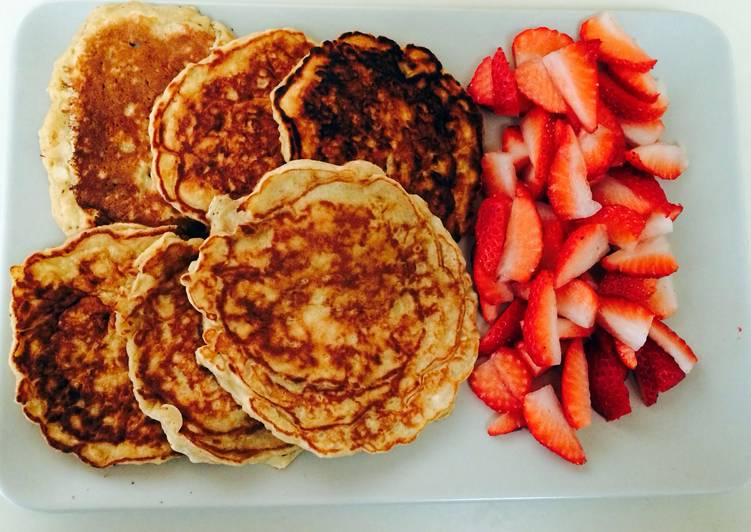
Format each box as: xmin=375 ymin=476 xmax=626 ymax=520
xmin=467 ymin=12 xmax=698 ymax=465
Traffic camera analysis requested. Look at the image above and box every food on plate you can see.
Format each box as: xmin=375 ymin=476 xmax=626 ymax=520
xmin=149 ymin=29 xmax=314 ymax=222
xmin=39 ymin=2 xmax=233 ymax=234
xmin=271 ymin=32 xmax=483 ymax=239
xmin=466 ymin=12 xmax=699 ymax=464
xmin=116 ymin=233 xmax=300 ymax=466
xmin=9 ymin=224 xmax=176 ymax=467
xmin=183 ymin=160 xmax=479 ymax=456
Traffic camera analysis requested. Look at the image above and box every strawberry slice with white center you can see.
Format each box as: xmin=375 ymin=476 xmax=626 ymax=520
xmin=523 ymin=384 xmax=587 ymax=465
xmin=639 ymin=212 xmax=673 ymax=241
xmin=577 ymin=123 xmax=619 ymax=179
xmin=578 ymin=204 xmax=647 ymax=249
xmin=470 ymin=347 xmax=532 ymax=413
xmin=501 ymin=126 xmax=531 ymax=170
xmin=481 ymin=152 xmax=517 ymax=198
xmin=487 ymin=410 xmax=526 ymax=436
xmin=557 ymin=318 xmax=594 ymax=339
xmin=620 ymin=119 xmax=665 ymax=146
xmin=648 ymin=319 xmax=698 ymax=374
xmin=599 ymin=70 xmax=668 ymax=121
xmin=467 ymin=55 xmax=495 ymax=107
xmin=580 ymin=12 xmax=656 ymax=72
xmin=516 ymin=339 xmax=547 ymax=377
xmin=491 ymin=47 xmax=520 ymax=116
xmin=556 ymin=278 xmax=599 ymax=328
xmin=626 ymin=143 xmax=688 ymax=180
xmin=613 ymin=338 xmax=638 ymax=369
xmin=474 ymin=261 xmax=513 ymax=306
xmin=592 ymin=168 xmax=677 ymax=217
xmin=474 ymin=196 xmax=511 ymax=285
xmin=497 ymin=186 xmax=543 ymax=282
xmin=596 ymin=296 xmax=654 ymax=351
xmin=606 ymin=63 xmax=660 ymax=102
xmin=537 ymin=202 xmax=567 ymax=271
xmin=645 ymin=276 xmax=678 ymax=318
xmin=479 ymin=298 xmax=527 ymax=356
xmin=543 ymin=40 xmax=600 ymax=132
xmin=523 ymin=271 xmax=561 ymax=367
xmin=561 ymin=339 xmax=592 ymax=429
xmin=512 ymin=26 xmax=574 ymax=66
xmin=601 ymin=235 xmax=678 ymax=277
xmin=554 ymin=223 xmax=609 ymax=288
xmin=515 ymin=59 xmax=567 ymax=113
xmin=548 ymin=121 xmax=602 ymax=220
xmin=521 ymin=107 xmax=556 ymax=197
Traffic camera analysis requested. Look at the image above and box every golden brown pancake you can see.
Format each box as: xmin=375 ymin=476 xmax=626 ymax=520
xmin=117 ymin=233 xmax=300 ymax=466
xmin=9 ymin=224 xmax=175 ymax=467
xmin=39 ymin=2 xmax=233 ymax=234
xmin=271 ymin=32 xmax=484 ymax=239
xmin=149 ymin=29 xmax=314 ymax=222
xmin=184 ymin=160 xmax=479 ymax=457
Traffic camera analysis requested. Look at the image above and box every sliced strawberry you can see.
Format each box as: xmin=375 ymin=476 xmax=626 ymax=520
xmin=474 ymin=196 xmax=511 ymax=279
xmin=556 ymin=278 xmax=599 ymax=328
xmin=586 ymin=330 xmax=632 ymax=421
xmin=554 ymin=223 xmax=609 ymax=288
xmin=634 ymin=339 xmax=685 ymax=406
xmin=626 ymin=143 xmax=688 ymax=180
xmin=596 ymin=101 xmax=627 ymax=166
xmin=543 ymin=40 xmax=600 ymax=132
xmin=599 ymin=70 xmax=668 ymax=121
xmin=523 ymin=271 xmax=561 ymax=367
xmin=578 ymin=204 xmax=647 ymax=249
xmin=480 ymin=297 xmax=502 ymax=324
xmin=580 ymin=12 xmax=656 ymax=72
xmin=520 ymin=107 xmax=556 ymax=197
xmin=596 ymin=296 xmax=654 ymax=351
xmin=491 ymin=47 xmax=520 ymax=116
xmin=640 ymin=213 xmax=673 ymax=242
xmin=598 ymin=273 xmax=657 ymax=303
xmin=578 ymin=124 xmax=619 ymax=179
xmin=648 ymin=319 xmax=698 ymax=374
xmin=606 ymin=63 xmax=659 ymax=102
xmin=511 ymin=281 xmax=531 ymax=301
xmin=515 ymin=59 xmax=567 ymax=113
xmin=516 ymin=339 xmax=547 ymax=377
xmin=537 ymin=202 xmax=567 ymax=271
xmin=666 ymin=202 xmax=684 ymax=221
xmin=479 ymin=299 xmax=527 ymax=355
xmin=601 ymin=236 xmax=678 ymax=277
xmin=501 ymin=126 xmax=531 ymax=170
xmin=470 ymin=348 xmax=532 ymax=413
xmin=620 ymin=119 xmax=664 ymax=146
xmin=547 ymin=121 xmax=602 ymax=220
xmin=467 ymin=55 xmax=495 ymax=107
xmin=523 ymin=384 xmax=586 ymax=465
xmin=473 ymin=260 xmax=514 ymax=305
xmin=512 ymin=26 xmax=574 ymax=66
xmin=613 ymin=337 xmax=637 ymax=369
xmin=497 ymin=186 xmax=543 ymax=282
xmin=558 ymin=318 xmax=595 ymax=339
xmin=561 ymin=339 xmax=592 ymax=429
xmin=592 ymin=168 xmax=673 ymax=216
xmin=487 ymin=410 xmax=526 ymax=436
xmin=645 ymin=276 xmax=678 ymax=318
xmin=481 ymin=152 xmax=518 ymax=198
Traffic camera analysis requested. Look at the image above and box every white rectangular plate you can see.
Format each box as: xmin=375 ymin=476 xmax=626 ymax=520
xmin=2 ymin=2 xmax=750 ymax=511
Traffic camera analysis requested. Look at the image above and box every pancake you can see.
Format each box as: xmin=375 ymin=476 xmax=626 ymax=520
xmin=117 ymin=233 xmax=300 ymax=466
xmin=271 ymin=32 xmax=483 ymax=239
xmin=40 ymin=2 xmax=233 ymax=234
xmin=9 ymin=224 xmax=175 ymax=467
xmin=149 ymin=29 xmax=314 ymax=222
xmin=183 ymin=160 xmax=479 ymax=457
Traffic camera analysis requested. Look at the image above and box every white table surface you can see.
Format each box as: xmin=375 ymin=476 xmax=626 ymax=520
xmin=1 ymin=0 xmax=749 ymax=530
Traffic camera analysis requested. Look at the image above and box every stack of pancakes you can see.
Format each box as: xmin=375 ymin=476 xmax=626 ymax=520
xmin=10 ymin=1 xmax=481 ymax=468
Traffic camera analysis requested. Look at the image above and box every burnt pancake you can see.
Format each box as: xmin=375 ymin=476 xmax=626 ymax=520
xmin=271 ymin=32 xmax=483 ymax=239
xmin=39 ymin=2 xmax=233 ymax=234
xmin=149 ymin=29 xmax=314 ymax=222
xmin=9 ymin=224 xmax=175 ymax=467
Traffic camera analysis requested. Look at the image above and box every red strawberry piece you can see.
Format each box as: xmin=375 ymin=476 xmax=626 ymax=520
xmin=481 ymin=152 xmax=518 ymax=198
xmin=586 ymin=330 xmax=632 ymax=421
xmin=554 ymin=223 xmax=609 ymax=288
xmin=634 ymin=339 xmax=685 ymax=406
xmin=666 ymin=202 xmax=683 ymax=221
xmin=474 ymin=259 xmax=513 ymax=306
xmin=626 ymin=143 xmax=688 ymax=180
xmin=648 ymin=319 xmax=698 ymax=374
xmin=479 ymin=299 xmax=527 ymax=356
xmin=613 ymin=338 xmax=637 ymax=369
xmin=620 ymin=119 xmax=664 ymax=146
xmin=516 ymin=339 xmax=547 ymax=377
xmin=598 ymin=273 xmax=657 ymax=303
xmin=578 ymin=204 xmax=647 ymax=249
xmin=523 ymin=384 xmax=587 ymax=465
xmin=470 ymin=347 xmax=532 ymax=413
xmin=548 ymin=121 xmax=602 ymax=220
xmin=578 ymin=124 xmax=619 ymax=179
xmin=556 ymin=278 xmax=599 ymax=328
xmin=497 ymin=186 xmax=543 ymax=282
xmin=561 ymin=339 xmax=592 ymax=428
xmin=511 ymin=281 xmax=531 ymax=301
xmin=639 ymin=212 xmax=673 ymax=241
xmin=601 ymin=236 xmax=678 ymax=277
xmin=644 ymin=276 xmax=678 ymax=318
xmin=501 ymin=126 xmax=531 ymax=170
xmin=557 ymin=318 xmax=594 ymax=339
xmin=474 ymin=196 xmax=511 ymax=279
xmin=543 ymin=40 xmax=600 ymax=132
xmin=592 ymin=167 xmax=672 ymax=216
xmin=599 ymin=70 xmax=668 ymax=121
xmin=515 ymin=59 xmax=567 ymax=114
xmin=606 ymin=63 xmax=660 ymax=102
xmin=488 ymin=410 xmax=526 ymax=436
xmin=480 ymin=297 xmax=502 ymax=324
xmin=491 ymin=47 xmax=520 ymax=116
xmin=512 ymin=26 xmax=574 ymax=66
xmin=467 ymin=55 xmax=495 ymax=107
xmin=596 ymin=101 xmax=627 ymax=166
xmin=520 ymin=107 xmax=556 ymax=197
xmin=537 ymin=202 xmax=567 ymax=271
xmin=596 ymin=296 xmax=654 ymax=350
xmin=580 ymin=12 xmax=656 ymax=72
xmin=523 ymin=271 xmax=561 ymax=367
